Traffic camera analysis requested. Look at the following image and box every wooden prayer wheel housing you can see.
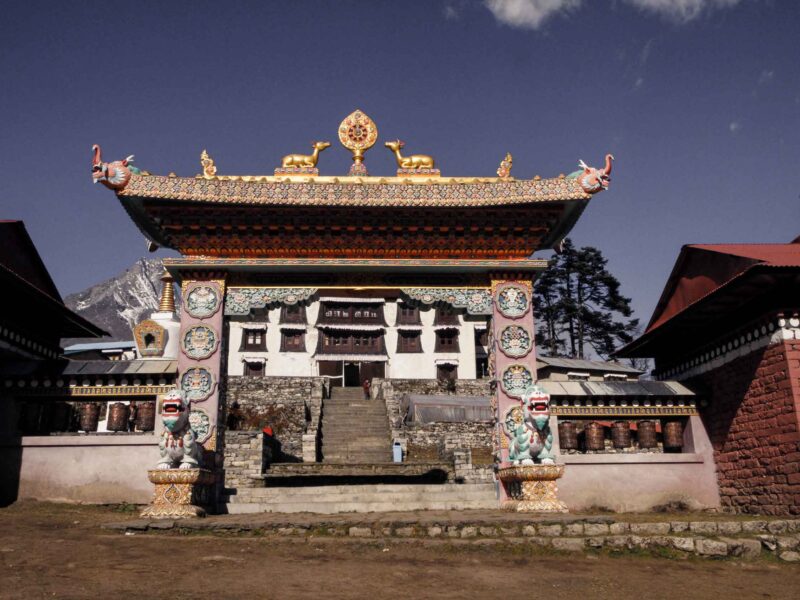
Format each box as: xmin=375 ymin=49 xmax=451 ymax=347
xmin=612 ymin=421 xmax=632 ymax=449
xmin=79 ymin=403 xmax=100 ymax=432
xmin=637 ymin=420 xmax=658 ymax=449
xmin=135 ymin=401 xmax=156 ymax=432
xmin=583 ymin=421 xmax=605 ymax=451
xmin=558 ymin=421 xmax=578 ymax=450
xmin=107 ymin=402 xmax=130 ymax=432
xmin=663 ymin=420 xmax=685 ymax=449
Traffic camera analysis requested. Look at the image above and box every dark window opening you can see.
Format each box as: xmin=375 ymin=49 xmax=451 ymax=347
xmin=434 ymin=305 xmax=459 ymax=326
xmin=244 ymin=361 xmax=265 ymax=377
xmin=435 ymin=330 xmax=460 ymax=352
xmin=396 ymin=304 xmax=421 ymax=325
xmin=280 ymin=331 xmax=306 ymax=352
xmin=240 ymin=328 xmax=266 ymax=351
xmin=397 ymin=331 xmax=422 ymax=353
xmin=280 ymin=304 xmax=307 ymax=325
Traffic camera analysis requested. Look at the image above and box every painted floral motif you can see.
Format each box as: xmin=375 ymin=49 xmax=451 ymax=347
xmin=181 ymin=325 xmax=219 ymax=360
xmin=180 ymin=368 xmax=214 ymax=402
xmin=501 ymin=364 xmax=534 ymax=398
xmin=186 ymin=285 xmax=220 ymax=318
xmin=402 ymin=288 xmax=492 ymax=316
xmin=499 ymin=325 xmax=532 ymax=358
xmin=225 ymin=288 xmax=317 ymax=316
xmin=188 ymin=409 xmax=211 ymax=443
xmin=497 ymin=285 xmax=529 ymax=318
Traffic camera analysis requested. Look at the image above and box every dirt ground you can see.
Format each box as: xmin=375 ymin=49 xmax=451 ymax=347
xmin=0 ymin=502 xmax=798 ymax=600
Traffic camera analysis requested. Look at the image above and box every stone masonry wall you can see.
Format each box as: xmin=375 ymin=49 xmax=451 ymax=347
xmin=223 ymin=430 xmax=263 ymax=489
xmin=692 ymin=340 xmax=800 ymax=515
xmin=225 ymin=376 xmax=324 ymax=462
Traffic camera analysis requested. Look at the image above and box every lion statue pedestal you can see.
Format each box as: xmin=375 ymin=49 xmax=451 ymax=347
xmin=497 ymin=464 xmax=567 ymax=513
xmin=140 ymin=390 xmax=212 ymax=518
xmin=141 ymin=468 xmax=214 ymax=519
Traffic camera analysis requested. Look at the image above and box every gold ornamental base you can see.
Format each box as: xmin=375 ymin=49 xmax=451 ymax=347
xmin=140 ymin=468 xmax=215 ymax=519
xmin=497 ymin=464 xmax=568 ymax=513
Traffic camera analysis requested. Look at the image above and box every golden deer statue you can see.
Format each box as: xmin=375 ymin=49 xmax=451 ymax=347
xmin=281 ymin=141 xmax=331 ymax=169
xmin=384 ymin=140 xmax=435 ymax=170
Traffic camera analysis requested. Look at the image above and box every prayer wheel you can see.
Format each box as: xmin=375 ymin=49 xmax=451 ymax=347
xmin=50 ymin=402 xmax=72 ymax=432
xmin=663 ymin=420 xmax=684 ymax=449
xmin=135 ymin=401 xmax=156 ymax=432
xmin=79 ymin=403 xmax=100 ymax=432
xmin=558 ymin=420 xmax=578 ymax=450
xmin=612 ymin=421 xmax=632 ymax=449
xmin=584 ymin=421 xmax=605 ymax=451
xmin=107 ymin=402 xmax=130 ymax=432
xmin=637 ymin=420 xmax=658 ymax=449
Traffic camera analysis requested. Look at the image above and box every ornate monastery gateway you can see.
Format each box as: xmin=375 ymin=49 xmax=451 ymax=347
xmin=93 ymin=110 xmax=613 ymax=513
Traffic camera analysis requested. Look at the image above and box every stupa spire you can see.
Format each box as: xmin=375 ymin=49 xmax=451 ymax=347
xmin=158 ymin=270 xmax=176 ymax=313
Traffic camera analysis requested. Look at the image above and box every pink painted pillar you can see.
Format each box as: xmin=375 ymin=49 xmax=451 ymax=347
xmin=176 ymin=277 xmax=226 ymax=471
xmin=490 ymin=277 xmax=537 ymax=501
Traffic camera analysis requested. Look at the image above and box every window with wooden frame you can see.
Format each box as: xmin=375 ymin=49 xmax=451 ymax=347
xmin=396 ymin=304 xmax=421 ymax=325
xmin=474 ymin=328 xmax=489 ymax=347
xmin=280 ymin=304 xmax=307 ymax=324
xmin=318 ymin=303 xmax=384 ymax=326
xmin=280 ymin=330 xmax=306 ymax=352
xmin=240 ymin=328 xmax=266 ymax=351
xmin=243 ymin=361 xmax=265 ymax=377
xmin=317 ymin=331 xmax=384 ymax=354
xmin=396 ymin=331 xmax=422 ymax=353
xmin=435 ymin=330 xmax=460 ymax=352
xmin=434 ymin=305 xmax=459 ymax=326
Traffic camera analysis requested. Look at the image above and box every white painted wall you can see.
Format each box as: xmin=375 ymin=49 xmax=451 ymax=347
xmin=226 ymin=298 xmax=489 ymax=381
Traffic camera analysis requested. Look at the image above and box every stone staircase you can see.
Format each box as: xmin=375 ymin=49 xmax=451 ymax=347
xmin=320 ymin=387 xmax=393 ymax=463
xmin=222 ymin=482 xmax=498 ymax=514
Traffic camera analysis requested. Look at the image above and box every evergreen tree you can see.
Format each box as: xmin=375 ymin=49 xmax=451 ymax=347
xmin=533 ymin=239 xmax=639 ymax=359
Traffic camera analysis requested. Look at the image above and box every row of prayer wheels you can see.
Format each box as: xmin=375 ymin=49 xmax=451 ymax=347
xmin=558 ymin=419 xmax=685 ymax=451
xmin=18 ymin=401 xmax=156 ymax=434
xmin=78 ymin=402 xmax=156 ymax=432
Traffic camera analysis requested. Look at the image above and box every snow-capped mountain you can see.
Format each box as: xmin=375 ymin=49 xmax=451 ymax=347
xmin=64 ymin=258 xmax=180 ymax=342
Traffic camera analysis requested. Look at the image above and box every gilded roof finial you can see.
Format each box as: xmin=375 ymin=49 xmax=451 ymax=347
xmin=497 ymin=153 xmax=513 ymax=178
xmin=158 ymin=270 xmax=176 ymax=313
xmin=200 ymin=149 xmax=217 ymax=178
xmin=338 ymin=110 xmax=378 ymax=176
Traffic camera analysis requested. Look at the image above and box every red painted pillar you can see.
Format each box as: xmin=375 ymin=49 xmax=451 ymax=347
xmin=490 ymin=277 xmax=537 ymax=500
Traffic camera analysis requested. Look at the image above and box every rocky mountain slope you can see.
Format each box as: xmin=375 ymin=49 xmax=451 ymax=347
xmin=64 ymin=258 xmax=180 ymax=342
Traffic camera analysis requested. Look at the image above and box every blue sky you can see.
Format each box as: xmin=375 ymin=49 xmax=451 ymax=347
xmin=0 ymin=0 xmax=797 ymax=323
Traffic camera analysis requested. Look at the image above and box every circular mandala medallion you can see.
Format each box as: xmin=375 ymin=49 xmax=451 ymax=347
xmin=185 ymin=285 xmax=220 ymax=318
xmin=181 ymin=325 xmax=219 ymax=360
xmin=338 ymin=110 xmax=378 ymax=154
xmin=189 ymin=409 xmax=211 ymax=443
xmin=501 ymin=364 xmax=534 ymax=399
xmin=180 ymin=367 xmax=214 ymax=402
xmin=496 ymin=284 xmax=529 ymax=318
xmin=499 ymin=325 xmax=532 ymax=358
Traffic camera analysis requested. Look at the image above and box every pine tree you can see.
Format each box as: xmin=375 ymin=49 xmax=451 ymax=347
xmin=533 ymin=239 xmax=639 ymax=359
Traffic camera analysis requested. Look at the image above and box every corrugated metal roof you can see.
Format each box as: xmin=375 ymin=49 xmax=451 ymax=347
xmin=63 ymin=341 xmax=137 ymax=353
xmin=0 ymin=359 xmax=177 ymax=377
xmin=536 ymin=356 xmax=642 ymax=374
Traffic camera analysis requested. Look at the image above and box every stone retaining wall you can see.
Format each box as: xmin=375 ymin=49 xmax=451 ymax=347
xmin=109 ymin=517 xmax=800 ymax=562
xmin=223 ymin=431 xmax=263 ymax=489
xmin=225 ymin=376 xmax=325 ymax=462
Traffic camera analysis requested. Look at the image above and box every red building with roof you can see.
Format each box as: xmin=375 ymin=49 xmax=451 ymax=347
xmin=619 ymin=240 xmax=800 ymax=515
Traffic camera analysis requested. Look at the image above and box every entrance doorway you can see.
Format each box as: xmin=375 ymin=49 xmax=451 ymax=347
xmin=344 ymin=363 xmax=360 ymax=387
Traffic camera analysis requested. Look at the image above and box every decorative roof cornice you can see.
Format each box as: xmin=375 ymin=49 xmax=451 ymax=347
xmin=117 ymin=173 xmax=592 ymax=208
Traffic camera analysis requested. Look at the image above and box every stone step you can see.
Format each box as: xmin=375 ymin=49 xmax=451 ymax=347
xmin=322 ymin=453 xmax=393 ymax=460
xmin=321 ymin=442 xmax=390 ymax=450
xmin=229 ymin=483 xmax=495 ymax=499
xmin=223 ymin=498 xmax=498 ymax=514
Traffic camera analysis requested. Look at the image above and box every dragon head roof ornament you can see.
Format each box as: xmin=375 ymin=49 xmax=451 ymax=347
xmin=91 ymin=144 xmax=139 ymax=191
xmin=571 ymin=154 xmax=614 ymax=194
